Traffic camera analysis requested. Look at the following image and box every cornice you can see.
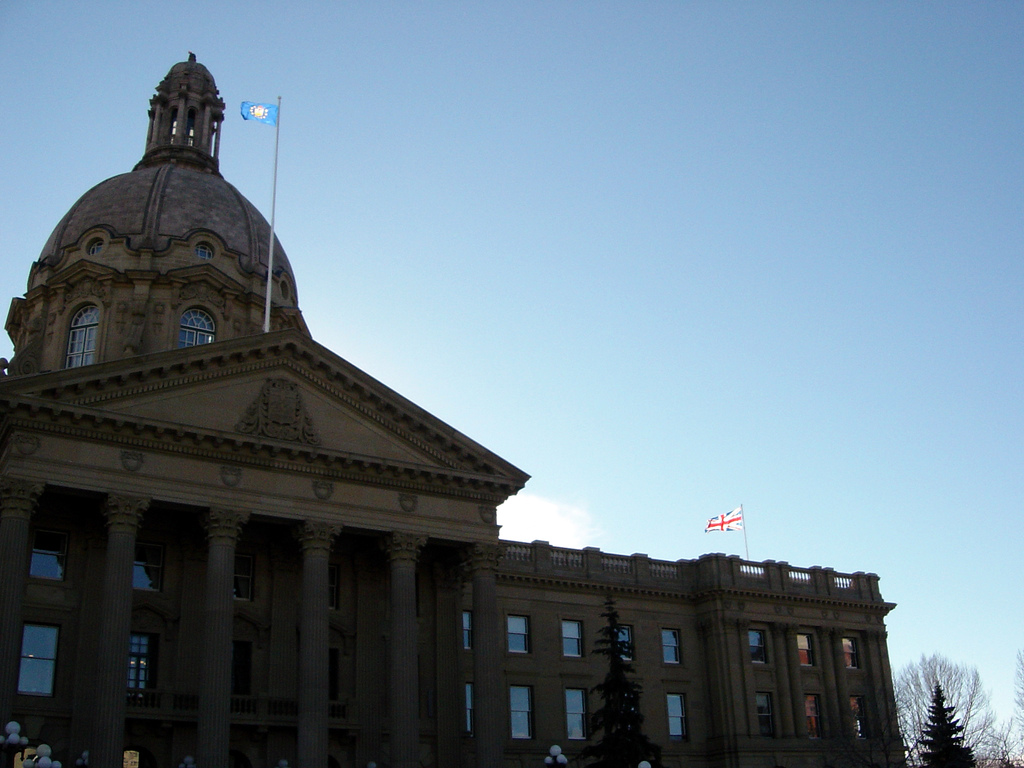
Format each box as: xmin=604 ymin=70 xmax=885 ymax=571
xmin=0 ymin=404 xmax=521 ymax=503
xmin=495 ymin=571 xmax=895 ymax=614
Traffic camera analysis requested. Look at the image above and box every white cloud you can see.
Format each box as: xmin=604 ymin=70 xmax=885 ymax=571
xmin=497 ymin=493 xmax=604 ymax=549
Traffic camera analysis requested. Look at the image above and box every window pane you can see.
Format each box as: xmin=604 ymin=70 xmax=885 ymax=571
xmin=667 ymin=693 xmax=686 ymax=739
xmin=662 ymin=629 xmax=680 ymax=663
xmin=462 ymin=611 xmax=473 ymax=650
xmin=508 ymin=616 xmax=529 ymax=653
xmin=756 ymin=692 xmax=774 ymax=737
xmin=510 ymin=686 xmax=532 ymax=739
xmin=566 ymin=688 xmax=587 ymax=740
xmin=562 ymin=620 xmax=582 ymax=657
xmin=233 ymin=555 xmax=253 ymax=600
xmin=798 ymin=633 xmax=814 ymax=666
xmin=617 ymin=625 xmax=633 ymax=660
xmin=30 ymin=531 xmax=67 ymax=580
xmin=133 ymin=544 xmax=163 ymax=591
xmin=128 ymin=633 xmax=156 ymax=689
xmin=749 ymin=630 xmax=767 ymax=663
xmin=18 ymin=625 xmax=58 ymax=695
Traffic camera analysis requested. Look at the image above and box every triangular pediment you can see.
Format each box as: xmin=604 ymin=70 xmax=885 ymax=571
xmin=0 ymin=329 xmax=529 ymax=499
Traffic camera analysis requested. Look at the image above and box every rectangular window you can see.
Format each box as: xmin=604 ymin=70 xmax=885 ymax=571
xmin=565 ymin=688 xmax=587 ymax=739
xmin=30 ymin=531 xmax=68 ymax=580
xmin=328 ymin=565 xmax=339 ymax=610
xmin=756 ymin=692 xmax=774 ymax=737
xmin=510 ymin=685 xmax=533 ymax=739
xmin=667 ymin=693 xmax=687 ymax=740
xmin=749 ymin=629 xmax=767 ymax=663
xmin=233 ymin=555 xmax=254 ymax=601
xmin=843 ymin=636 xmax=860 ymax=668
xmin=127 ymin=633 xmax=158 ymax=689
xmin=562 ymin=620 xmax=583 ymax=657
xmin=465 ymin=682 xmax=474 ymax=734
xmin=617 ymin=625 xmax=633 ymax=661
xmin=662 ymin=629 xmax=681 ymax=664
xmin=462 ymin=611 xmax=473 ymax=650
xmin=805 ymin=694 xmax=821 ymax=738
xmin=231 ymin=640 xmax=252 ymax=696
xmin=328 ymin=648 xmax=340 ymax=702
xmin=132 ymin=543 xmax=163 ymax=591
xmin=851 ymin=696 xmax=867 ymax=738
xmin=797 ymin=633 xmax=814 ymax=666
xmin=507 ymin=615 xmax=530 ymax=653
xmin=18 ymin=624 xmax=59 ymax=696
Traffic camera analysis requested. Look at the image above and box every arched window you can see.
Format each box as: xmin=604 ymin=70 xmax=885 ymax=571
xmin=65 ymin=305 xmax=99 ymax=368
xmin=186 ymin=108 xmax=196 ymax=146
xmin=86 ymin=238 xmax=103 ymax=256
xmin=179 ymin=308 xmax=215 ymax=347
xmin=169 ymin=108 xmax=178 ymax=142
xmin=194 ymin=242 xmax=213 ymax=260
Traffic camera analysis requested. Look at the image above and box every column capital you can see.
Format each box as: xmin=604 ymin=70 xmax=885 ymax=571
xmin=296 ymin=519 xmax=341 ymax=554
xmin=466 ymin=542 xmax=504 ymax=573
xmin=386 ymin=531 xmax=426 ymax=564
xmin=104 ymin=495 xmax=149 ymax=533
xmin=0 ymin=478 xmax=44 ymax=520
xmin=203 ymin=507 xmax=250 ymax=545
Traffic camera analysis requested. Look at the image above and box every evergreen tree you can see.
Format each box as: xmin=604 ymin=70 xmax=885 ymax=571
xmin=578 ymin=597 xmax=662 ymax=768
xmin=920 ymin=684 xmax=976 ymax=768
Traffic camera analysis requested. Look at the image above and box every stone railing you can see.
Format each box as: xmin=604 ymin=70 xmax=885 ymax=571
xmin=499 ymin=541 xmax=884 ymax=602
xmin=124 ymin=690 xmax=347 ymax=723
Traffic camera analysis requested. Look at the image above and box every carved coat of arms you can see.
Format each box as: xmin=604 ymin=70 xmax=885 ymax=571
xmin=236 ymin=378 xmax=321 ymax=445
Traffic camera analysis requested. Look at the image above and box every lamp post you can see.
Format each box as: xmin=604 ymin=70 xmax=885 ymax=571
xmin=22 ymin=743 xmax=62 ymax=768
xmin=3 ymin=723 xmax=29 ymax=768
xmin=544 ymin=745 xmax=567 ymax=766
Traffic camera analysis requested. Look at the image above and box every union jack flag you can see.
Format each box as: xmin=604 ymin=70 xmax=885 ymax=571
xmin=705 ymin=507 xmax=743 ymax=533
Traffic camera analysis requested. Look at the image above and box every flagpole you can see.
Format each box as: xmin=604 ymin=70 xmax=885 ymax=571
xmin=741 ymin=504 xmax=749 ymax=561
xmin=262 ymin=95 xmax=282 ymax=334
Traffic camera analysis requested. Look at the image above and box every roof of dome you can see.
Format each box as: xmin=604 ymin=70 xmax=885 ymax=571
xmin=38 ymin=162 xmax=295 ymax=290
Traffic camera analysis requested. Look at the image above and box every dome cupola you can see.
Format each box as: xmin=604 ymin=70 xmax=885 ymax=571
xmin=4 ymin=56 xmax=307 ymax=377
xmin=136 ymin=52 xmax=225 ymax=175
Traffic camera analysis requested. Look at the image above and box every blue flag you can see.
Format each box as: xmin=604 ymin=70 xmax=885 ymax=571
xmin=241 ymin=101 xmax=278 ymax=126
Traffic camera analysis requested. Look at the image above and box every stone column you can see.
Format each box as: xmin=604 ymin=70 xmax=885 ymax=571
xmin=468 ymin=543 xmax=504 ymax=768
xmin=771 ymin=624 xmax=795 ymax=737
xmin=197 ymin=508 xmax=249 ymax=768
xmin=297 ymin=520 xmax=340 ymax=768
xmin=0 ymin=479 xmax=43 ymax=725
xmin=92 ymin=495 xmax=149 ymax=768
xmin=387 ymin=533 xmax=425 ymax=768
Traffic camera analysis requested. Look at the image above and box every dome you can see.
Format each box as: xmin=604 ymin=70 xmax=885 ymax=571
xmin=37 ymin=163 xmax=297 ymax=293
xmin=4 ymin=55 xmax=308 ymax=378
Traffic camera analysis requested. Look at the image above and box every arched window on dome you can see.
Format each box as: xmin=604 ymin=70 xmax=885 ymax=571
xmin=186 ymin=108 xmax=196 ymax=147
xmin=179 ymin=308 xmax=215 ymax=348
xmin=65 ymin=305 xmax=99 ymax=368
xmin=169 ymin=108 xmax=178 ymax=143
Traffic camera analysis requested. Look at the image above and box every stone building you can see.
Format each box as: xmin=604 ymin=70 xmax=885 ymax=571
xmin=0 ymin=57 xmax=898 ymax=768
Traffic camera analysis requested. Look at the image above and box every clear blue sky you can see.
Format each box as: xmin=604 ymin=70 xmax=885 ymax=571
xmin=2 ymin=1 xmax=1021 ymax=723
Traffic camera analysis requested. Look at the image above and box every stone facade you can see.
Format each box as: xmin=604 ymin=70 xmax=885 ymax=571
xmin=0 ymin=57 xmax=898 ymax=768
